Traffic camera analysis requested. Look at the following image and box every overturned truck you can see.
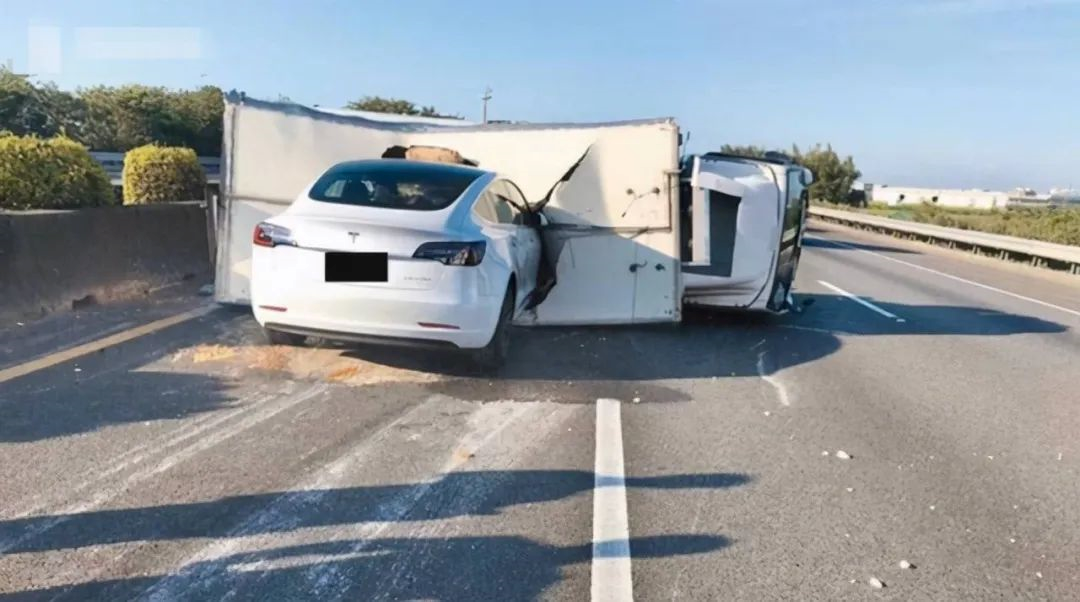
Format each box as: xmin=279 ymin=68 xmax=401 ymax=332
xmin=214 ymin=94 xmax=811 ymax=326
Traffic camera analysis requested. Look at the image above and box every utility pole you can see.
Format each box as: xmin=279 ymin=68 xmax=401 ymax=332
xmin=481 ymin=86 xmax=492 ymax=124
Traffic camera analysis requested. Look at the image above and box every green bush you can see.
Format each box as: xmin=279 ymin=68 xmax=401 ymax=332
xmin=122 ymin=144 xmax=206 ymax=204
xmin=0 ymin=133 xmax=114 ymax=210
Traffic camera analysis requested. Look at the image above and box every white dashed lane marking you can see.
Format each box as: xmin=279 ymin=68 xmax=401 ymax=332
xmin=818 ymin=280 xmax=906 ymax=323
xmin=592 ymin=398 xmax=633 ymax=602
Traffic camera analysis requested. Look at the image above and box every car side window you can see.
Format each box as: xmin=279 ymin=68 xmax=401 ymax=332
xmin=474 ymin=181 xmax=519 ymax=225
xmin=502 ymin=181 xmax=529 ymax=211
xmin=473 ymin=189 xmax=501 ymax=223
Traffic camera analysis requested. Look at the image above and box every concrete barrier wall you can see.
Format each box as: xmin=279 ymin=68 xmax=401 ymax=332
xmin=0 ymin=203 xmax=210 ymax=320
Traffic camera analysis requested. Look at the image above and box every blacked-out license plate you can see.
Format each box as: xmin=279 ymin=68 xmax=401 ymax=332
xmin=324 ymin=252 xmax=388 ymax=282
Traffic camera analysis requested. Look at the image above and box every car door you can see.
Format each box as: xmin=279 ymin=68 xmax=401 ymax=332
xmin=495 ymin=180 xmax=541 ymax=300
xmin=473 ymin=180 xmax=538 ymax=310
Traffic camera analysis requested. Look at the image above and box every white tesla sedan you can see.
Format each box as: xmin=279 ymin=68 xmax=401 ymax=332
xmin=250 ymin=159 xmax=542 ymax=368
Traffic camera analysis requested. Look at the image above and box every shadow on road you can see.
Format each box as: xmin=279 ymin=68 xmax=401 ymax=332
xmin=337 ymin=294 xmax=1066 ymax=391
xmin=3 ymin=534 xmax=730 ymax=601
xmin=1 ymin=293 xmax=1067 ymax=438
xmin=0 ymin=470 xmax=749 ymax=554
xmin=0 ymin=307 xmax=254 ymax=443
xmin=0 ymin=371 xmax=232 ymax=443
xmin=802 ymin=235 xmax=916 ymax=254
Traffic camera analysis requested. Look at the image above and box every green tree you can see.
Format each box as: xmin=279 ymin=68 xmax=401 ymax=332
xmin=345 ymin=95 xmax=460 ymax=119
xmin=0 ymin=68 xmax=84 ymax=138
xmin=79 ymin=85 xmax=186 ymax=151
xmin=718 ymin=142 xmax=861 ymax=204
xmin=173 ymin=86 xmax=224 ymax=156
xmin=718 ymin=144 xmax=769 ymax=158
xmin=76 ymin=84 xmax=224 ymax=155
xmin=797 ymin=144 xmax=861 ymax=204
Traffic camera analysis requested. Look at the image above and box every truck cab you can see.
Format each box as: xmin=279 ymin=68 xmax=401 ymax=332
xmin=679 ymin=152 xmax=813 ymax=312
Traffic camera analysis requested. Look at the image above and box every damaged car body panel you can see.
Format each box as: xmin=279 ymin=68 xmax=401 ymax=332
xmin=215 ymin=94 xmax=682 ymax=325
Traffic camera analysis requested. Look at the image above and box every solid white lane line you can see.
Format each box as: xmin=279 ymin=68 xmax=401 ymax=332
xmin=818 ymin=280 xmax=906 ymax=323
xmin=592 ymin=398 xmax=633 ymax=602
xmin=812 ymin=236 xmax=1080 ymax=320
xmin=0 ymin=305 xmax=217 ymax=385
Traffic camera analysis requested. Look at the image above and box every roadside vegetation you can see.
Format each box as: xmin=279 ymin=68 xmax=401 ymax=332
xmin=2 ymin=65 xmax=457 ymax=207
xmin=718 ymin=144 xmax=861 ymax=206
xmin=122 ymin=145 xmax=207 ymax=205
xmin=816 ymin=201 xmax=1080 ymax=247
xmin=0 ymin=133 xmax=114 ymax=210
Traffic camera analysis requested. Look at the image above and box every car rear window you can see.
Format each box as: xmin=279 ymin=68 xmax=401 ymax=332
xmin=308 ymin=163 xmax=482 ymax=211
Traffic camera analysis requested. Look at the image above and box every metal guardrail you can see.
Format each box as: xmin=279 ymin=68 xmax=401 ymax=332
xmin=808 ymin=206 xmax=1080 ymax=275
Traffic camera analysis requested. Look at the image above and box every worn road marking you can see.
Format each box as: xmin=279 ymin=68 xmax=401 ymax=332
xmin=139 ymin=401 xmax=534 ymax=602
xmin=755 ymin=352 xmax=791 ymax=407
xmin=813 ymin=236 xmax=1080 ymax=320
xmin=0 ymin=305 xmax=218 ymax=384
xmin=5 ymin=389 xmax=276 ymax=520
xmin=592 ymin=398 xmax=633 ymax=602
xmin=818 ymin=280 xmax=906 ymax=322
xmin=0 ymin=384 xmax=326 ymax=555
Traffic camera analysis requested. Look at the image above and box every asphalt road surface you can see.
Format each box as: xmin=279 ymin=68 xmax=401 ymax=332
xmin=2 ymin=221 xmax=1079 ymax=601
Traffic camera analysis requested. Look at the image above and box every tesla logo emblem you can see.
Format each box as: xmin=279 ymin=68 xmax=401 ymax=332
xmin=348 ymin=232 xmax=359 ymax=243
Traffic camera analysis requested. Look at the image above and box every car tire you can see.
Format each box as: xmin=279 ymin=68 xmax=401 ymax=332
xmin=472 ymin=283 xmax=514 ymax=373
xmin=263 ymin=327 xmax=306 ymax=346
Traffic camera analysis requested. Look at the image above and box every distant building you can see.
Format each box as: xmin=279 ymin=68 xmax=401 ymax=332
xmin=870 ymin=185 xmax=1009 ymax=209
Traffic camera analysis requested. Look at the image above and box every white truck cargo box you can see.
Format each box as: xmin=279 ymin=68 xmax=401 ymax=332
xmin=214 ymin=95 xmax=682 ymax=325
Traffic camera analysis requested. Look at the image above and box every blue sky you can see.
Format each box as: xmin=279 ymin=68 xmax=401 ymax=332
xmin=2 ymin=0 xmax=1078 ymax=190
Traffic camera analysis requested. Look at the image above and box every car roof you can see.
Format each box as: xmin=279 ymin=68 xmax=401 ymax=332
xmin=326 ymin=159 xmax=491 ymax=179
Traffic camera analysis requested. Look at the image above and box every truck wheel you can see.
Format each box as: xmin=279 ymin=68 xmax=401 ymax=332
xmin=472 ymin=283 xmax=514 ymax=372
xmin=264 ymin=327 xmax=306 ymax=346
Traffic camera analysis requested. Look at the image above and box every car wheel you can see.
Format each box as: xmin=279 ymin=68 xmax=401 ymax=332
xmin=472 ymin=283 xmax=514 ymax=372
xmin=263 ymin=327 xmax=306 ymax=346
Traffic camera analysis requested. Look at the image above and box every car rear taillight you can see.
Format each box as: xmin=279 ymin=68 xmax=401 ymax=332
xmin=253 ymin=223 xmax=295 ymax=248
xmin=412 ymin=241 xmax=486 ymax=266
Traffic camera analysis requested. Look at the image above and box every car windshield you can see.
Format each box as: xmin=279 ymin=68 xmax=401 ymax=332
xmin=308 ymin=163 xmax=482 ymax=211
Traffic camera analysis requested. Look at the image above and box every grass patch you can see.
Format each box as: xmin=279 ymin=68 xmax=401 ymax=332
xmin=814 ymin=201 xmax=1080 ymax=246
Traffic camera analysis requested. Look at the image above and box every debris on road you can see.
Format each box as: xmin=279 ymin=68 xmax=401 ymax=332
xmin=899 ymin=560 xmax=913 ymax=569
xmin=763 ymin=410 xmax=771 ymax=417
xmin=868 ymin=577 xmax=885 ymax=589
xmin=191 ymin=344 xmax=238 ymax=363
xmin=822 ymin=450 xmax=830 ymax=456
xmin=1036 ymin=572 xmax=1043 ymax=579
xmin=836 ymin=450 xmax=852 ymax=459
xmin=846 ymin=487 xmax=854 ymax=493
xmin=930 ymin=505 xmax=936 ymax=511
